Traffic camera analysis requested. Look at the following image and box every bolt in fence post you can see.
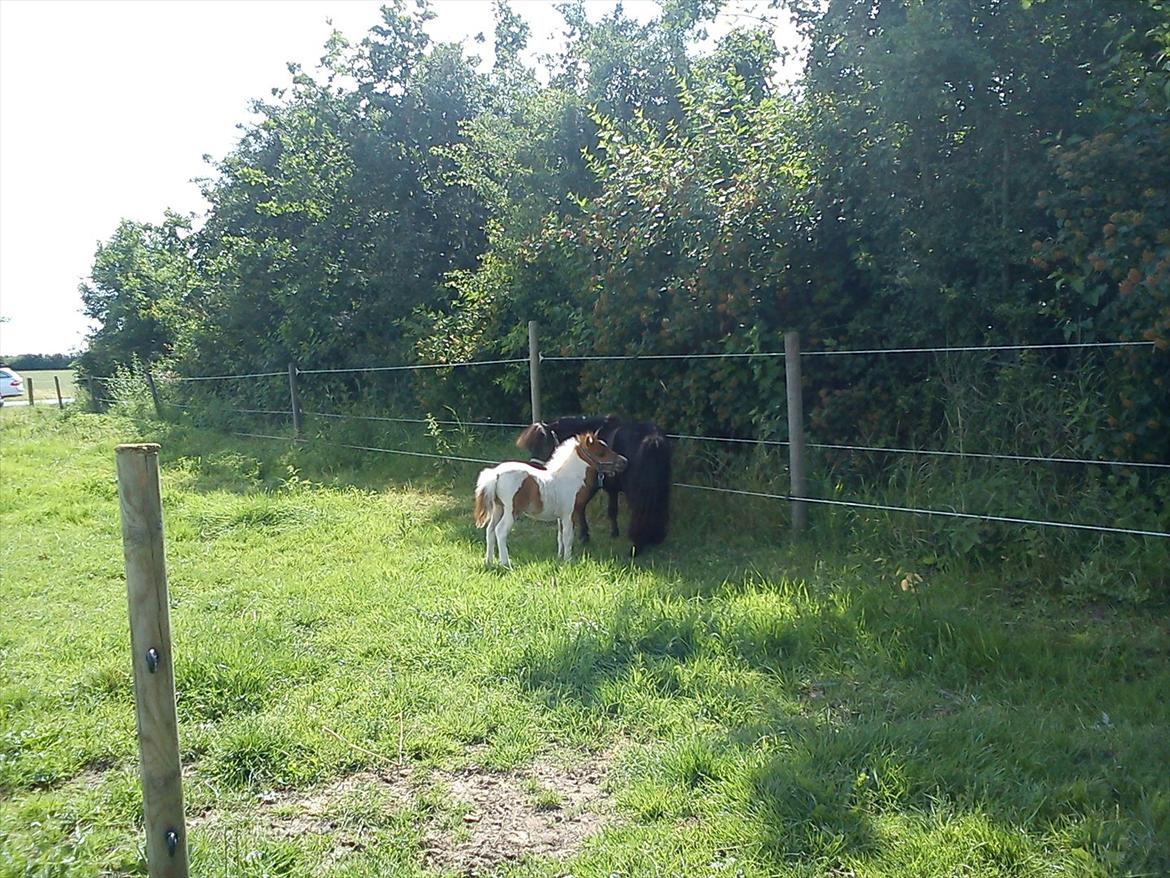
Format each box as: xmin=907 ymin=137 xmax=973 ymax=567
xmin=145 ymin=372 xmax=163 ymax=418
xmin=26 ymin=377 xmax=34 ymax=406
xmin=288 ymin=362 xmax=303 ymax=438
xmin=116 ymin=444 xmax=189 ymax=878
xmin=528 ymin=320 xmax=542 ymax=424
xmin=88 ymin=376 xmax=99 ymax=412
xmin=784 ymin=330 xmax=808 ymax=533
xmin=55 ymin=376 xmax=65 ymax=409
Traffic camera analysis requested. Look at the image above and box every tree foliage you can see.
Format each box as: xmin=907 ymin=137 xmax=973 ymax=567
xmin=81 ymin=0 xmax=1168 ymax=460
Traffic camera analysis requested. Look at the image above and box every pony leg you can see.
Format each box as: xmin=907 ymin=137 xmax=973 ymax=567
xmin=485 ymin=502 xmax=503 ymax=564
xmin=560 ymin=516 xmax=575 ymax=561
xmin=607 ymin=487 xmax=621 ymax=537
xmin=574 ymin=485 xmax=597 ymax=543
xmin=495 ymin=508 xmax=514 ymax=567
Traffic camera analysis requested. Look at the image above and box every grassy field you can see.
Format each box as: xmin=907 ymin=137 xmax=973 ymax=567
xmin=4 ymin=369 xmax=77 ymax=403
xmin=1 ymin=406 xmax=1167 ymax=877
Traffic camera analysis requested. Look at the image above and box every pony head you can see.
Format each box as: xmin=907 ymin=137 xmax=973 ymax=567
xmin=574 ymin=432 xmax=628 ymax=476
xmin=516 ymin=421 xmax=558 ymax=462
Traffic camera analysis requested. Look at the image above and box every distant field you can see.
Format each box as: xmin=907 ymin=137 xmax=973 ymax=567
xmin=8 ymin=368 xmax=76 ymax=401
xmin=1 ymin=408 xmax=1167 ymax=877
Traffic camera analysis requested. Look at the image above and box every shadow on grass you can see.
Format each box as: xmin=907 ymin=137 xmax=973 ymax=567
xmin=143 ymin=415 xmax=1169 ymax=873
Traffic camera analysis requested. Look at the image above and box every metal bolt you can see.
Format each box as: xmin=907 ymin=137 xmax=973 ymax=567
xmin=165 ymin=828 xmax=179 ymax=856
xmin=145 ymin=648 xmax=160 ymax=673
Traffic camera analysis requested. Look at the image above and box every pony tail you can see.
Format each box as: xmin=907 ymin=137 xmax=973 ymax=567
xmin=627 ymin=432 xmax=672 ymax=550
xmin=474 ymin=468 xmax=497 ymax=528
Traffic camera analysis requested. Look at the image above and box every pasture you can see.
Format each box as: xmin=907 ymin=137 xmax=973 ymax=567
xmin=7 ymin=369 xmax=76 ymax=403
xmin=1 ymin=407 xmax=1167 ymax=877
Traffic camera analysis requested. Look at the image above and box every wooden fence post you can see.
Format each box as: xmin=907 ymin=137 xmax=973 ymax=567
xmin=145 ymin=372 xmax=163 ymax=418
xmin=26 ymin=377 xmax=34 ymax=406
xmin=54 ymin=376 xmax=65 ymax=410
xmin=288 ymin=362 xmax=303 ymax=438
xmin=88 ymin=376 xmax=100 ymax=412
xmin=116 ymin=444 xmax=189 ymax=878
xmin=528 ymin=320 xmax=542 ymax=424
xmin=784 ymin=331 xmax=808 ymax=533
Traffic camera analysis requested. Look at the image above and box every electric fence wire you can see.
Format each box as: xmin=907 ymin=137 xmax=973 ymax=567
xmin=304 ymin=410 xmax=528 ymax=429
xmin=543 ymin=340 xmax=1156 ymax=362
xmin=297 ymin=357 xmax=528 ymax=375
xmin=227 ymin=432 xmax=1170 ymax=540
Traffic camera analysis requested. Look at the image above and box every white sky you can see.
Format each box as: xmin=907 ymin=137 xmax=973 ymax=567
xmin=0 ymin=0 xmax=795 ymax=357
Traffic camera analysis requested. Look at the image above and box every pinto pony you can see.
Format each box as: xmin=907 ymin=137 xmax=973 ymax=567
xmin=517 ymin=415 xmax=672 ymax=554
xmin=474 ymin=432 xmax=627 ymax=566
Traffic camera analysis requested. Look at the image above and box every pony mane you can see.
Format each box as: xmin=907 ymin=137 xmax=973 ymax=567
xmin=545 ymin=433 xmax=583 ymax=470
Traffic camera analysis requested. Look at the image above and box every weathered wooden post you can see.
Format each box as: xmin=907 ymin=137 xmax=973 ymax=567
xmin=145 ymin=372 xmax=163 ymax=418
xmin=54 ymin=376 xmax=65 ymax=410
xmin=88 ymin=376 xmax=100 ymax=412
xmin=288 ymin=362 xmax=303 ymax=438
xmin=26 ymin=377 xmax=34 ymax=406
xmin=528 ymin=320 xmax=542 ymax=424
xmin=784 ymin=331 xmax=808 ymax=533
xmin=115 ymin=444 xmax=189 ymax=878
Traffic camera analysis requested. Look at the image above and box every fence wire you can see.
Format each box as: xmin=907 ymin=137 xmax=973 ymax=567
xmin=298 ymin=357 xmax=527 ymax=375
xmin=170 ymin=370 xmax=286 ymax=382
xmin=672 ymin=483 xmax=1170 ymax=539
xmin=305 ymin=410 xmax=527 ymax=429
xmin=226 ymin=431 xmax=1169 ymax=540
xmin=667 ymin=433 xmax=1170 ymax=471
xmin=543 ymin=340 xmax=1155 ymax=362
xmin=83 ymin=334 xmax=1168 ymax=541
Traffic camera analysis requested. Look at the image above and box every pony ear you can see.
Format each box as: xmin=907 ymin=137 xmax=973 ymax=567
xmin=517 ymin=423 xmax=540 ymax=450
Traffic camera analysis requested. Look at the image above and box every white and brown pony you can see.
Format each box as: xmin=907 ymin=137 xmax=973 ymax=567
xmin=474 ymin=433 xmax=627 ymax=566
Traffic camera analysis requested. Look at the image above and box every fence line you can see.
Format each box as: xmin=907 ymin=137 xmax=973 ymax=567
xmin=543 ymin=340 xmax=1154 ymax=363
xmin=805 ymin=441 xmax=1170 ymax=470
xmin=89 ymin=328 xmax=1168 ymax=541
xmin=222 ymin=430 xmax=1170 ymax=539
xmin=168 ymin=402 xmax=291 ymax=419
xmin=669 ymin=433 xmax=1170 ymax=471
xmin=304 ymin=410 xmax=528 ymax=429
xmin=673 ymin=483 xmax=1170 ymax=539
xmin=297 ymin=357 xmax=527 ymax=376
xmin=156 ymin=402 xmax=1169 ymax=472
xmin=146 ymin=339 xmax=1151 ymax=383
xmin=231 ymin=431 xmax=496 ymax=465
xmin=169 ymin=370 xmax=286 ymax=382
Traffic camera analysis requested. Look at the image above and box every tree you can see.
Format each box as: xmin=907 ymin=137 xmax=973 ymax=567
xmin=78 ymin=212 xmax=196 ymax=378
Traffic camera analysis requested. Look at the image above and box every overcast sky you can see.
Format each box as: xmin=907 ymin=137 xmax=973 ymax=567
xmin=0 ymin=0 xmax=794 ymax=357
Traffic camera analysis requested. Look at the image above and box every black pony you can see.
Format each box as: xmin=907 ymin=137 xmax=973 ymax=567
xmin=517 ymin=415 xmax=672 ymax=553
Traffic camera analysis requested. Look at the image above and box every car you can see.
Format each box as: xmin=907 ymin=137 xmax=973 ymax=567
xmin=0 ymin=366 xmax=25 ymax=405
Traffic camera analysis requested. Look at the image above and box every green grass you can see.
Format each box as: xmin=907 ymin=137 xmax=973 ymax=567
xmin=7 ymin=369 xmax=76 ymax=403
xmin=1 ymin=406 xmax=1167 ymax=877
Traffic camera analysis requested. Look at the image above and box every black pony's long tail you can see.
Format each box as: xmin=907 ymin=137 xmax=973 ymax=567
xmin=627 ymin=431 xmax=672 ymax=552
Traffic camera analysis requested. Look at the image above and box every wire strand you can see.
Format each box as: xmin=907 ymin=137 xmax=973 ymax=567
xmin=543 ymin=340 xmax=1154 ymax=362
xmin=673 ymin=483 xmax=1170 ymax=539
xmin=807 ymin=440 xmax=1170 ymax=470
xmin=224 ymin=431 xmax=1168 ymax=540
xmin=667 ymin=433 xmax=1169 ymax=470
xmin=304 ymin=410 xmax=528 ymax=429
xmin=171 ymin=370 xmax=287 ymax=382
xmin=233 ymin=431 xmax=495 ymax=465
xmin=297 ymin=357 xmax=527 ymax=375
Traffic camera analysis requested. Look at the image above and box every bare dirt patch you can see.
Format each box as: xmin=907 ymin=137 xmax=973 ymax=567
xmin=189 ymin=749 xmax=615 ymax=874
xmin=422 ymin=750 xmax=613 ymax=875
